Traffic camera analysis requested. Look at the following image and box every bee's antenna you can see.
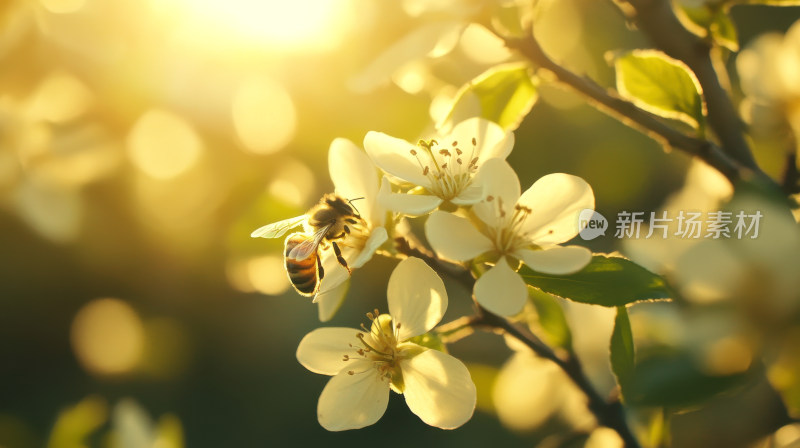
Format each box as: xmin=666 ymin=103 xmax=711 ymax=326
xmin=348 ymin=197 xmax=365 ymax=216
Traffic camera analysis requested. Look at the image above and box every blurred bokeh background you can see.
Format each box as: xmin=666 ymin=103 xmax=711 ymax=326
xmin=1 ymin=0 xmax=799 ymax=446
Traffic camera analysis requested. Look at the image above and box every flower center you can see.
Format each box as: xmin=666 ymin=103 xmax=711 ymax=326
xmin=484 ymin=195 xmax=534 ymax=255
xmin=342 ymin=310 xmax=404 ymax=385
xmin=409 ymin=138 xmax=480 ymax=200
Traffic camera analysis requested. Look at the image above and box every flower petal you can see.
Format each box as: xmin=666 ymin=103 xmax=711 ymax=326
xmin=329 ymin=138 xmax=381 ymax=225
xmin=347 ymin=21 xmax=464 ymax=94
xmin=401 ymin=348 xmax=476 ymax=429
xmin=315 ymin=274 xmax=350 ymax=322
xmin=364 ymin=131 xmax=430 ymax=187
xmin=474 ymin=257 xmax=527 ymax=316
xmin=379 ymin=176 xmax=442 ymax=215
xmin=450 ymin=181 xmax=484 ymax=205
xmin=472 ymin=159 xmax=520 ymax=229
xmin=317 ymin=364 xmax=390 ymax=431
xmin=426 ymin=211 xmax=494 ymax=262
xmin=296 ymin=327 xmax=359 ymax=375
xmin=351 ymin=226 xmax=388 ymax=269
xmin=518 ymin=173 xmax=595 ymax=245
xmin=446 ymin=117 xmax=514 ymax=162
xmin=387 ymin=257 xmax=448 ymax=340
xmin=517 ymin=246 xmax=592 ymax=275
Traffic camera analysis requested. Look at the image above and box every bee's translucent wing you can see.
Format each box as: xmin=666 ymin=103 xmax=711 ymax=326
xmin=250 ymin=215 xmax=308 ymax=239
xmin=288 ymin=224 xmax=332 ymax=260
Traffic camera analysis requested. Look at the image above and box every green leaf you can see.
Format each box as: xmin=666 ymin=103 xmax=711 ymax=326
xmin=610 ymin=306 xmax=635 ymax=394
xmin=676 ymin=4 xmax=739 ymax=51
xmin=615 ymin=50 xmax=705 ymax=129
xmin=627 ymin=350 xmax=750 ymax=408
xmin=408 ymin=331 xmax=448 ymax=353
xmin=528 ymin=286 xmax=572 ymax=350
xmin=438 ymin=62 xmax=537 ymax=131
xmin=710 ymin=10 xmax=738 ymax=51
xmin=520 ymin=255 xmax=671 ymax=307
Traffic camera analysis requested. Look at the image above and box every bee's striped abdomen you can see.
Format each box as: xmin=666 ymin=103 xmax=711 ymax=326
xmin=285 ymin=234 xmax=320 ymax=296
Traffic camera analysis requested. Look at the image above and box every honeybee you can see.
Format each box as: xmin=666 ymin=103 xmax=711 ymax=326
xmin=250 ymin=194 xmax=364 ymax=297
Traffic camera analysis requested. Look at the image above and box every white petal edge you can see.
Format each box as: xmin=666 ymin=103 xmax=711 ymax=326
xmin=315 ymin=277 xmax=350 ymax=322
xmin=364 ymin=131 xmax=431 ymax=187
xmin=387 ymin=257 xmax=448 ymax=341
xmin=474 ymin=257 xmax=528 ymax=317
xmin=329 ymin=138 xmax=380 ymax=225
xmin=401 ymin=348 xmax=477 ymax=429
xmin=447 ymin=117 xmax=514 ymax=162
xmin=517 ymin=246 xmax=592 ymax=275
xmin=518 ymin=173 xmax=595 ymax=245
xmin=348 ymin=21 xmax=464 ymax=94
xmin=450 ymin=181 xmax=484 ymax=205
xmin=472 ymin=159 xmax=521 ymax=229
xmin=297 ymin=327 xmax=360 ymax=375
xmin=425 ymin=211 xmax=493 ymax=262
xmin=379 ymin=176 xmax=442 ymax=215
xmin=351 ymin=226 xmax=388 ymax=269
xmin=317 ymin=364 xmax=390 ymax=431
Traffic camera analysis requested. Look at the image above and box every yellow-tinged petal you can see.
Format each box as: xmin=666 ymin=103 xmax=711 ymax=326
xmin=328 ymin=138 xmax=381 ymax=226
xmin=296 ymin=327 xmax=359 ymax=375
xmin=364 ymin=131 xmax=431 ymax=187
xmin=400 ymin=348 xmax=476 ymax=429
xmin=472 ymin=159 xmax=520 ymax=229
xmin=351 ymin=226 xmax=388 ymax=269
xmin=315 ymin=275 xmax=349 ymax=322
xmin=474 ymin=257 xmax=527 ymax=316
xmin=387 ymin=257 xmax=448 ymax=341
xmin=379 ymin=176 xmax=442 ymax=215
xmin=517 ymin=246 xmax=592 ymax=275
xmin=317 ymin=364 xmax=390 ymax=431
xmin=450 ymin=181 xmax=484 ymax=205
xmin=426 ymin=211 xmax=493 ymax=262
xmin=448 ymin=117 xmax=514 ymax=162
xmin=518 ymin=173 xmax=594 ymax=245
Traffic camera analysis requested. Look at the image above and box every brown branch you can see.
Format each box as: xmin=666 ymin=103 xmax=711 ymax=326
xmin=620 ymin=0 xmax=758 ymax=170
xmin=473 ymin=307 xmax=642 ymax=448
xmin=781 ymin=152 xmax=800 ymax=195
xmin=394 ymin=234 xmax=642 ymax=448
xmin=499 ymin=30 xmax=747 ymax=185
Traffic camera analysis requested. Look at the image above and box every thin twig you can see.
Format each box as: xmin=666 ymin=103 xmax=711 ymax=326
xmin=473 ymin=307 xmax=642 ymax=448
xmin=392 ymin=235 xmax=474 ymax=290
xmin=781 ymin=152 xmax=800 ymax=195
xmin=499 ymin=29 xmax=745 ymax=185
xmin=619 ymin=0 xmax=757 ymax=170
xmin=395 ymin=234 xmax=642 ymax=448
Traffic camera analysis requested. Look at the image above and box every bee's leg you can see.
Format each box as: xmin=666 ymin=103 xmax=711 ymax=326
xmin=332 ymin=241 xmax=351 ymax=274
xmin=343 ymin=225 xmax=350 ymax=234
xmin=317 ymin=254 xmax=325 ymax=281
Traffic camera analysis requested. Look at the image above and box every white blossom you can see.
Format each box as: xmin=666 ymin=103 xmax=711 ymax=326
xmin=296 ymin=257 xmax=476 ymax=431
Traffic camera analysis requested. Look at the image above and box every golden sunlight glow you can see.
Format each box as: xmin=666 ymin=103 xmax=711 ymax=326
xmin=40 ymin=0 xmax=86 ymax=14
xmin=247 ymin=255 xmax=291 ymax=295
xmin=127 ymin=109 xmax=203 ymax=179
xmin=701 ymin=336 xmax=753 ymax=376
xmin=71 ymin=298 xmax=145 ymax=375
xmin=232 ymin=77 xmax=297 ymax=155
xmin=161 ymin=0 xmax=354 ymax=52
xmin=268 ymin=158 xmax=315 ymax=206
xmin=25 ymin=71 xmax=92 ymax=123
xmin=228 ymin=256 xmax=292 ymax=295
